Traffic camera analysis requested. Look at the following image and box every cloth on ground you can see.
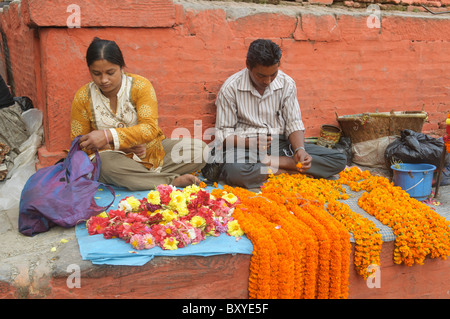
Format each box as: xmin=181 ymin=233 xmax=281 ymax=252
xmin=0 ymin=103 xmax=30 ymax=174
xmin=75 ymin=185 xmax=254 ymax=266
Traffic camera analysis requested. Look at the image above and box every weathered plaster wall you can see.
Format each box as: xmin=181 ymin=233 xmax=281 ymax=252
xmin=0 ymin=0 xmax=449 ymax=167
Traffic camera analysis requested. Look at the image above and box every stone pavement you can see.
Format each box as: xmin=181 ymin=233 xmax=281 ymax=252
xmin=0 ymin=174 xmax=449 ymax=298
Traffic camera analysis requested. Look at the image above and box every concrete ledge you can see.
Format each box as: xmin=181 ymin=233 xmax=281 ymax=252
xmin=1 ymin=223 xmax=448 ymax=299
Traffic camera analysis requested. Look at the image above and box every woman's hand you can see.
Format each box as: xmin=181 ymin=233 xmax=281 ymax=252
xmin=79 ymin=130 xmax=109 ymax=151
xmin=122 ymin=144 xmax=146 ymax=158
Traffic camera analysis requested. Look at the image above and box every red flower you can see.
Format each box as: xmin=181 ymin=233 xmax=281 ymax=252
xmin=108 ymin=209 xmax=126 ymax=221
xmin=87 ymin=216 xmax=109 ymax=235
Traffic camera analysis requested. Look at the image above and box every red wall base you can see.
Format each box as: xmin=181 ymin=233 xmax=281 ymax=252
xmin=1 ymin=242 xmax=448 ymax=299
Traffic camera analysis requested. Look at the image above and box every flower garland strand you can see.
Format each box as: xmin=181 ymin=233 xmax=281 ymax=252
xmin=227 ymin=172 xmax=352 ymax=299
xmin=339 ymin=166 xmax=450 ymax=267
xmin=226 ymin=186 xmax=311 ymax=299
xmin=327 ymin=200 xmax=382 ymax=279
xmin=260 ymin=174 xmax=351 ymax=299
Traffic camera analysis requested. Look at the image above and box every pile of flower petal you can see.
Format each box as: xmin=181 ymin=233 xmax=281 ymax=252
xmin=86 ymin=184 xmax=244 ymax=251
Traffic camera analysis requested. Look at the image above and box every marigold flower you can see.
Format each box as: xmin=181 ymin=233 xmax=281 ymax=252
xmin=161 ymin=209 xmax=178 ymax=223
xmin=125 ymin=196 xmax=141 ymax=211
xmin=97 ymin=211 xmax=108 ymax=218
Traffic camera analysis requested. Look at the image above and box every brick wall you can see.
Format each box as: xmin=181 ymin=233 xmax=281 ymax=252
xmin=0 ymin=0 xmax=449 ymax=166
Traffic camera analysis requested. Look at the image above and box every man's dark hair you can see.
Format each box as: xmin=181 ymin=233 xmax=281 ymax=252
xmin=86 ymin=37 xmax=126 ymax=68
xmin=246 ymin=39 xmax=282 ymax=69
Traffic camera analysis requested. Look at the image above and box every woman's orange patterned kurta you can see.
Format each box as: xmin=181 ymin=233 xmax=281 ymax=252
xmin=70 ymin=73 xmax=165 ymax=169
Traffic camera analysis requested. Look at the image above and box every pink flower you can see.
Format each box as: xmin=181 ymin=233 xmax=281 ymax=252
xmin=130 ymin=233 xmax=156 ymax=250
xmin=156 ymin=184 xmax=175 ymax=205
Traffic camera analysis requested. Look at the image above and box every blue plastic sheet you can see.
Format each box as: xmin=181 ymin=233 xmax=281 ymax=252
xmin=75 ymin=185 xmax=253 ymax=266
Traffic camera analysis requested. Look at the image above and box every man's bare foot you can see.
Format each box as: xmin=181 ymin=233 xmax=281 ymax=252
xmin=172 ymin=174 xmax=200 ymax=187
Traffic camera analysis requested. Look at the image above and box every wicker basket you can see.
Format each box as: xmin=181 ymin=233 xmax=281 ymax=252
xmin=317 ymin=125 xmax=342 ymax=148
xmin=336 ymin=111 xmax=428 ymax=144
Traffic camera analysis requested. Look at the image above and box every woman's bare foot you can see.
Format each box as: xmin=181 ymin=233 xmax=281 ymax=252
xmin=172 ymin=174 xmax=200 ymax=187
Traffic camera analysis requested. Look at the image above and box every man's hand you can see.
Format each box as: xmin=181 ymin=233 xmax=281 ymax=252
xmin=294 ymin=148 xmax=312 ymax=172
xmin=247 ymin=135 xmax=272 ymax=152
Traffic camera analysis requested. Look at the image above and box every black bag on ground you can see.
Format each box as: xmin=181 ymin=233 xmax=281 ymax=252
xmin=332 ymin=136 xmax=353 ymax=166
xmin=201 ymin=146 xmax=224 ymax=183
xmin=384 ymin=129 xmax=447 ymax=169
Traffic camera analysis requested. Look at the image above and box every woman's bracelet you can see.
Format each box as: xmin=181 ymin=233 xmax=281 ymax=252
xmin=294 ymin=146 xmax=305 ymax=154
xmin=104 ymin=129 xmax=110 ymax=145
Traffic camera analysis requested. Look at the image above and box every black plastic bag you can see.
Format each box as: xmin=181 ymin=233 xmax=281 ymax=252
xmin=384 ymin=129 xmax=447 ymax=169
xmin=201 ymin=146 xmax=224 ymax=183
xmin=13 ymin=96 xmax=34 ymax=112
xmin=332 ymin=136 xmax=353 ymax=166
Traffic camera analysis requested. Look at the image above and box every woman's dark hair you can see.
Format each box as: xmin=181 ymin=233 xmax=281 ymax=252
xmin=246 ymin=39 xmax=282 ymax=69
xmin=86 ymin=37 xmax=126 ymax=67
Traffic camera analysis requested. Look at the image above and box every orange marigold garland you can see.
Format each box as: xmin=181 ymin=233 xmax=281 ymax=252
xmin=327 ymin=200 xmax=382 ymax=279
xmin=340 ymin=166 xmax=450 ymax=267
xmin=228 ymin=173 xmax=352 ymax=299
xmin=221 ymin=164 xmax=449 ymax=299
xmin=226 ymin=185 xmax=315 ymax=299
xmin=262 ymin=174 xmax=351 ymax=299
xmin=359 ymin=185 xmax=450 ymax=266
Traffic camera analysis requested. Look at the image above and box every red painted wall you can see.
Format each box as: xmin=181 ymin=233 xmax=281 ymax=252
xmin=1 ymin=0 xmax=449 ymax=167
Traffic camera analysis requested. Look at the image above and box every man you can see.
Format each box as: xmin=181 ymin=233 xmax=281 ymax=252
xmin=213 ymin=39 xmax=347 ymax=189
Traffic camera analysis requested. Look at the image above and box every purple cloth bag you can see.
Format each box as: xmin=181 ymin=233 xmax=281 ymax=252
xmin=18 ymin=135 xmax=115 ymax=236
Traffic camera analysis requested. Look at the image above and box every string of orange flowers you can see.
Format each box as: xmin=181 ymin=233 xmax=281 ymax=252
xmin=327 ymin=200 xmax=382 ymax=279
xmin=220 ymin=165 xmax=449 ymax=299
xmin=261 ymin=172 xmax=379 ymax=285
xmin=339 ymin=166 xmax=450 ymax=267
xmin=225 ymin=174 xmax=352 ymax=299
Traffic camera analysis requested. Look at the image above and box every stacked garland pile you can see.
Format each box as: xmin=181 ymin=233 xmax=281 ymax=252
xmin=227 ymin=166 xmax=449 ymax=299
xmin=224 ymin=180 xmax=353 ymax=299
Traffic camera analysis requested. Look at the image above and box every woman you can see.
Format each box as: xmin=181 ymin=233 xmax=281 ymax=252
xmin=70 ymin=37 xmax=206 ymax=190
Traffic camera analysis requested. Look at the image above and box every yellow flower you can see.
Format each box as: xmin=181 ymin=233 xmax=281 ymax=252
xmin=169 ymin=193 xmax=189 ymax=216
xmin=161 ymin=209 xmax=178 ymax=223
xmin=190 ymin=215 xmax=206 ymax=229
xmin=227 ymin=220 xmax=244 ymax=237
xmin=163 ymin=237 xmax=179 ymax=250
xmin=222 ymin=192 xmax=238 ymax=205
xmin=125 ymin=196 xmax=141 ymax=211
xmin=170 ymin=190 xmax=187 ymax=201
xmin=147 ymin=190 xmax=161 ymax=205
xmin=182 ymin=184 xmax=201 ymax=196
xmin=97 ymin=211 xmax=108 ymax=218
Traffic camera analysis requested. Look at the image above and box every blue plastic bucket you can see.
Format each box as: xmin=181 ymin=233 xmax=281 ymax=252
xmin=391 ymin=163 xmax=436 ymax=201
